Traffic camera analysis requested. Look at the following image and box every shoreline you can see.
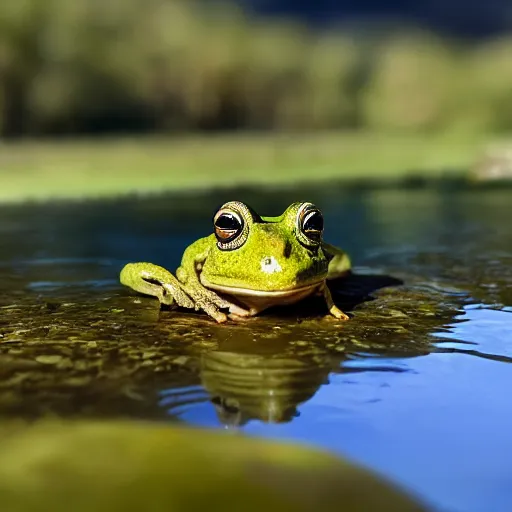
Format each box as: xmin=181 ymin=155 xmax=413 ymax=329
xmin=0 ymin=132 xmax=500 ymax=203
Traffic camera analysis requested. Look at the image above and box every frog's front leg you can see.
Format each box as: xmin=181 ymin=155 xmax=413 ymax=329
xmin=120 ymin=262 xmax=195 ymax=309
xmin=176 ymin=255 xmax=252 ymax=323
xmin=173 ymin=266 xmax=230 ymax=323
xmin=318 ymin=282 xmax=350 ymax=321
xmin=120 ymin=261 xmax=229 ymax=323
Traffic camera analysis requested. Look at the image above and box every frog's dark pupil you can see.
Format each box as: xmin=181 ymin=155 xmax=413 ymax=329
xmin=303 ymin=211 xmax=323 ymax=234
xmin=216 ymin=213 xmax=241 ymax=231
xmin=214 ymin=211 xmax=244 ymax=244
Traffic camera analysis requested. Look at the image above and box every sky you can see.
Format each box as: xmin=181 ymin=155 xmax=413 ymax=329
xmin=233 ymin=0 xmax=512 ymax=37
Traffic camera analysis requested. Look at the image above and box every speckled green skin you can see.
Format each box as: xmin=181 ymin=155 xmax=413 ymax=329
xmin=120 ymin=202 xmax=351 ymax=323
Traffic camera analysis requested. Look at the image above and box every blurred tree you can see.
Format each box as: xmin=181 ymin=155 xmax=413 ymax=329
xmin=0 ymin=0 xmax=511 ymax=137
xmin=360 ymin=31 xmax=460 ymax=132
xmin=0 ymin=0 xmax=48 ymax=137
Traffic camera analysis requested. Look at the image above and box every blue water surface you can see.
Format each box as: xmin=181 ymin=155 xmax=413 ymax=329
xmin=168 ymin=306 xmax=511 ymax=512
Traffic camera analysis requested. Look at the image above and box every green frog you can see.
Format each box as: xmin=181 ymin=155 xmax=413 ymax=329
xmin=120 ymin=201 xmax=351 ymax=323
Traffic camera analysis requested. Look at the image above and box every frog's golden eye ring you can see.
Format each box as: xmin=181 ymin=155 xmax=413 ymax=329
xmin=296 ymin=202 xmax=324 ymax=247
xmin=213 ymin=201 xmax=253 ymax=251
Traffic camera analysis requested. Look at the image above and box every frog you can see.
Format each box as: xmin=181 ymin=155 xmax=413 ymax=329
xmin=120 ymin=201 xmax=352 ymax=323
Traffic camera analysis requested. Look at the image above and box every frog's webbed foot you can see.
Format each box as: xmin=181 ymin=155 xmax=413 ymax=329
xmin=190 ymin=296 xmax=228 ymax=324
xmin=176 ymin=269 xmax=254 ymax=322
xmin=174 ymin=267 xmax=232 ymax=322
xmin=320 ymin=283 xmax=350 ymax=321
xmin=121 ymin=263 xmax=251 ymax=323
xmin=120 ymin=262 xmax=195 ymax=309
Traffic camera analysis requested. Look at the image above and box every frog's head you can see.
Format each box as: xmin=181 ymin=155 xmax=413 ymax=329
xmin=200 ymin=201 xmax=329 ymax=296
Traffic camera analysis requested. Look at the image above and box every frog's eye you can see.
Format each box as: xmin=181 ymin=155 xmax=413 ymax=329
xmin=213 ymin=208 xmax=248 ymax=250
xmin=213 ymin=201 xmax=254 ymax=250
xmin=214 ymin=211 xmax=242 ymax=242
xmin=296 ymin=203 xmax=324 ymax=246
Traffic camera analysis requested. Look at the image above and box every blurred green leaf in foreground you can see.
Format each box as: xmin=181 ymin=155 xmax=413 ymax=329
xmin=0 ymin=419 xmax=427 ymax=512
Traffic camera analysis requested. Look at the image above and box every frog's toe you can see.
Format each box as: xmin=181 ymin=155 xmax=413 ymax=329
xmin=329 ymin=305 xmax=350 ymax=320
xmin=200 ymin=302 xmax=228 ymax=323
xmin=162 ymin=283 xmax=194 ymax=309
xmin=173 ymin=294 xmax=195 ymax=309
xmin=159 ymin=292 xmax=175 ymax=307
xmin=203 ymin=290 xmax=232 ymax=309
xmin=213 ymin=311 xmax=228 ymax=323
xmin=322 ymin=284 xmax=350 ymax=321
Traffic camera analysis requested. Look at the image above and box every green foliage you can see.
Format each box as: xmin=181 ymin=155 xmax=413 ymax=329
xmin=360 ymin=31 xmax=460 ymax=132
xmin=0 ymin=0 xmax=511 ymax=136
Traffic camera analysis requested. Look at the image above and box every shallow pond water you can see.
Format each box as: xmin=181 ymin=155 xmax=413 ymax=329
xmin=1 ymin=185 xmax=511 ymax=512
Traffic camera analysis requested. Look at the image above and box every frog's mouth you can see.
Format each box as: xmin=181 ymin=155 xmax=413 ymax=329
xmin=200 ymin=276 xmax=324 ymax=297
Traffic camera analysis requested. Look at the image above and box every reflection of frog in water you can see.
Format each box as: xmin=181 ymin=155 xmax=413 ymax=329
xmin=200 ymin=350 xmax=333 ymax=426
xmin=120 ymin=201 xmax=352 ymax=323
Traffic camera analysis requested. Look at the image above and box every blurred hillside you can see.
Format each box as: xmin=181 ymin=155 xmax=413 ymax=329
xmin=0 ymin=0 xmax=511 ymax=138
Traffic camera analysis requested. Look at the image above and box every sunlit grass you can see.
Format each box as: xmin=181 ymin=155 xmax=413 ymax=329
xmin=0 ymin=132 xmax=495 ymax=203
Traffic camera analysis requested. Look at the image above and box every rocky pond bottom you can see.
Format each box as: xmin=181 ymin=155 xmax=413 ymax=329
xmin=1 ymin=185 xmax=511 ymax=512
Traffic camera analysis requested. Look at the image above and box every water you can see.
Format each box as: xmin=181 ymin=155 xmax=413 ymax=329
xmin=1 ymin=185 xmax=511 ymax=512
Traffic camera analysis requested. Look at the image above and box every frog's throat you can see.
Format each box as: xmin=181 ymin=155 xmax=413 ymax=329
xmin=199 ymin=276 xmax=324 ymax=297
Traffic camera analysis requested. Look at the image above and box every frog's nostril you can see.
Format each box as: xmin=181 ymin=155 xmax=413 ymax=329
xmin=260 ymin=255 xmax=282 ymax=274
